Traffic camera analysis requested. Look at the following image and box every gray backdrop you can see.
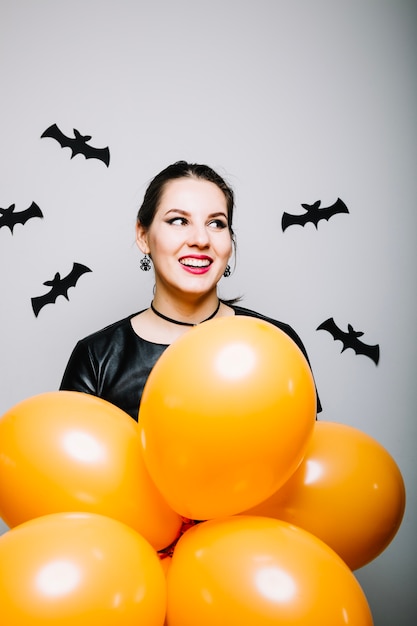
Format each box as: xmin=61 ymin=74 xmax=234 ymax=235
xmin=1 ymin=1 xmax=416 ymax=624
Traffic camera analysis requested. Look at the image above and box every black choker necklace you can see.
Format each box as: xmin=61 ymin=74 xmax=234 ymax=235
xmin=150 ymin=300 xmax=221 ymax=326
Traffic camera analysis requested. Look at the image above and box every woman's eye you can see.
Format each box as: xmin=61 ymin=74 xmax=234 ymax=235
xmin=209 ymin=219 xmax=227 ymax=229
xmin=168 ymin=217 xmax=187 ymax=226
xmin=166 ymin=217 xmax=227 ymax=228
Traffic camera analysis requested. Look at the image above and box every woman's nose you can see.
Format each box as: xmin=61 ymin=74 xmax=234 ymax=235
xmin=188 ymin=223 xmax=210 ymax=247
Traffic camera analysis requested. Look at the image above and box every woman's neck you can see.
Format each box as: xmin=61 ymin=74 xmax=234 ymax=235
xmin=150 ymin=294 xmax=221 ymax=327
xmin=130 ymin=298 xmax=235 ymax=345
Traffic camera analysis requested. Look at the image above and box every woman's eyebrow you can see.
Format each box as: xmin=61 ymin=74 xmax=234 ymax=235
xmin=164 ymin=208 xmax=188 ymax=216
xmin=164 ymin=208 xmax=227 ymax=218
xmin=209 ymin=211 xmax=228 ymax=219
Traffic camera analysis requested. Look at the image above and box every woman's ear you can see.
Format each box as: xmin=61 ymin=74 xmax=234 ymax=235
xmin=135 ymin=222 xmax=150 ymax=254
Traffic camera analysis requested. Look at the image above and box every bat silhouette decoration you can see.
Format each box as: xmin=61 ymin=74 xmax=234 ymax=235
xmin=0 ymin=202 xmax=43 ymax=234
xmin=31 ymin=263 xmax=92 ymax=317
xmin=41 ymin=123 xmax=110 ymax=166
xmin=281 ymin=198 xmax=349 ymax=231
xmin=317 ymin=317 xmax=380 ymax=365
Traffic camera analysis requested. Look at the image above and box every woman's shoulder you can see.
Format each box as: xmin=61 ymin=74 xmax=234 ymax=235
xmin=76 ymin=311 xmax=144 ymax=349
xmin=231 ymin=304 xmax=296 ymax=332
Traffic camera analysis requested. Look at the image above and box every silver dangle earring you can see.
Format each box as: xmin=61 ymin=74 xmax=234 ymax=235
xmin=140 ymin=254 xmax=152 ymax=271
xmin=223 ymin=264 xmax=231 ymax=277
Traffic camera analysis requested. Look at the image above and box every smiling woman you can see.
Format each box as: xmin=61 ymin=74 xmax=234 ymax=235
xmin=60 ymin=161 xmax=321 ymax=420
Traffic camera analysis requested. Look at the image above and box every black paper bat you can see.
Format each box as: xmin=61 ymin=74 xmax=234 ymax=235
xmin=317 ymin=317 xmax=380 ymax=365
xmin=281 ymin=198 xmax=349 ymax=231
xmin=41 ymin=123 xmax=110 ymax=166
xmin=0 ymin=202 xmax=43 ymax=234
xmin=31 ymin=263 xmax=92 ymax=317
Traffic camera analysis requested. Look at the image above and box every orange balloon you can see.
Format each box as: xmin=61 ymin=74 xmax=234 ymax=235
xmin=159 ymin=555 xmax=172 ymax=577
xmin=246 ymin=421 xmax=406 ymax=570
xmin=0 ymin=512 xmax=166 ymax=626
xmin=139 ymin=316 xmax=316 ymax=519
xmin=0 ymin=391 xmax=182 ymax=550
xmin=166 ymin=516 xmax=373 ymax=625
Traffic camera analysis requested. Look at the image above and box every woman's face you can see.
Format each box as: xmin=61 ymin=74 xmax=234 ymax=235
xmin=136 ymin=177 xmax=233 ymax=299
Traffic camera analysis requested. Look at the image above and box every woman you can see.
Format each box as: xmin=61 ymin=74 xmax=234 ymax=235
xmin=60 ymin=161 xmax=321 ymax=419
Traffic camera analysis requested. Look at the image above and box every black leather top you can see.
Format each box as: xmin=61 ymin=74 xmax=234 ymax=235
xmin=60 ymin=305 xmax=321 ymax=420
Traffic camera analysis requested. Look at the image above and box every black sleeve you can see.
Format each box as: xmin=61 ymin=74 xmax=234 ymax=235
xmin=59 ymin=340 xmax=98 ymax=395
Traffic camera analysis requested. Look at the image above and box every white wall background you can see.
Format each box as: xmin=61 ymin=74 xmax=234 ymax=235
xmin=1 ymin=1 xmax=416 ymax=623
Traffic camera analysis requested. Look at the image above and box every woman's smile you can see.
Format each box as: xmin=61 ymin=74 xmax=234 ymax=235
xmin=179 ymin=255 xmax=212 ymax=273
